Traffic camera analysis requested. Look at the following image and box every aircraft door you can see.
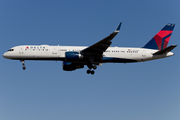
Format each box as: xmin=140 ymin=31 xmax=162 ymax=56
xmin=142 ymin=50 xmax=146 ymax=57
xmin=19 ymin=47 xmax=24 ymax=54
xmin=52 ymin=48 xmax=57 ymax=55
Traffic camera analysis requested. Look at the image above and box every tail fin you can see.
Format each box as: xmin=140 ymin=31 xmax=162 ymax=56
xmin=143 ymin=23 xmax=175 ymax=50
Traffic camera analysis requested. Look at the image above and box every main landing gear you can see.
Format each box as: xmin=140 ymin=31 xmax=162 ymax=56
xmin=86 ymin=64 xmax=97 ymax=75
xmin=21 ymin=60 xmax=26 ymax=70
xmin=87 ymin=69 xmax=95 ymax=75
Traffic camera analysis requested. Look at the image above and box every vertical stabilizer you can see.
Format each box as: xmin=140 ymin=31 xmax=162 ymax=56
xmin=143 ymin=23 xmax=175 ymax=50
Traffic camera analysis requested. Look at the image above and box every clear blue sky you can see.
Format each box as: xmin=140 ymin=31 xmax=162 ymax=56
xmin=0 ymin=0 xmax=180 ymax=120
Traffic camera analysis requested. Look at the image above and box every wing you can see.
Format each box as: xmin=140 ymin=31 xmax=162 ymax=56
xmin=81 ymin=22 xmax=122 ymax=58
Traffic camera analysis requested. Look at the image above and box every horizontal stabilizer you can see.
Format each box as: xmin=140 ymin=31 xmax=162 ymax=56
xmin=153 ymin=45 xmax=177 ymax=55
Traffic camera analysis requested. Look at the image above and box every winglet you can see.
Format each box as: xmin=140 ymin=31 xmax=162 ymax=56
xmin=115 ymin=22 xmax=122 ymax=32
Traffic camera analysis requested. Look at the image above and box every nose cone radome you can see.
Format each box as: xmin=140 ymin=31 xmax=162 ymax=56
xmin=3 ymin=52 xmax=9 ymax=59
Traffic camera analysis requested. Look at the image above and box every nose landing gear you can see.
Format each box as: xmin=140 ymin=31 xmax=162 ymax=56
xmin=21 ymin=60 xmax=26 ymax=70
xmin=22 ymin=66 xmax=26 ymax=70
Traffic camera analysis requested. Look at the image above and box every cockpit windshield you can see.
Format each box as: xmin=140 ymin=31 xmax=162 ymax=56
xmin=8 ymin=49 xmax=14 ymax=51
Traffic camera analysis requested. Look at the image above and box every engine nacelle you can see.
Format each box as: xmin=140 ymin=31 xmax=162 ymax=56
xmin=65 ymin=51 xmax=83 ymax=61
xmin=63 ymin=62 xmax=84 ymax=71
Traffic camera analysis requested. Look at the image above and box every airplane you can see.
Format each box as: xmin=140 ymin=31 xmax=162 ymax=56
xmin=3 ymin=22 xmax=177 ymax=75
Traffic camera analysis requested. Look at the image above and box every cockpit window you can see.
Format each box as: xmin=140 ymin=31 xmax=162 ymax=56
xmin=8 ymin=49 xmax=14 ymax=51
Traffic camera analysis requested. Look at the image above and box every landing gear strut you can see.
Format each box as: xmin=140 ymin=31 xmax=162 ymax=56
xmin=21 ymin=60 xmax=26 ymax=70
xmin=86 ymin=64 xmax=97 ymax=75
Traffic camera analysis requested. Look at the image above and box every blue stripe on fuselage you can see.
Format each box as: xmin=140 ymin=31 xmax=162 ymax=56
xmin=101 ymin=57 xmax=138 ymax=63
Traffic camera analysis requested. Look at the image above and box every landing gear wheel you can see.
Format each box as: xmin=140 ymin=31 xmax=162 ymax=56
xmin=87 ymin=70 xmax=91 ymax=74
xmin=87 ymin=64 xmax=96 ymax=75
xmin=91 ymin=70 xmax=95 ymax=75
xmin=87 ymin=70 xmax=95 ymax=75
xmin=21 ymin=60 xmax=26 ymax=70
xmin=22 ymin=66 xmax=26 ymax=70
xmin=93 ymin=65 xmax=97 ymax=70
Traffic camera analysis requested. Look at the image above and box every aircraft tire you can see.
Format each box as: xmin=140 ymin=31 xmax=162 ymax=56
xmin=22 ymin=66 xmax=26 ymax=70
xmin=91 ymin=70 xmax=95 ymax=75
xmin=87 ymin=70 xmax=91 ymax=74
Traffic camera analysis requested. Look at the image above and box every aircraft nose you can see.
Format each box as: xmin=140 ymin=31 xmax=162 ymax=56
xmin=3 ymin=52 xmax=9 ymax=59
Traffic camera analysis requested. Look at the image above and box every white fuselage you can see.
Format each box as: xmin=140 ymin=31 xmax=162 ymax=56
xmin=3 ymin=45 xmax=174 ymax=63
xmin=2 ymin=23 xmax=176 ymax=74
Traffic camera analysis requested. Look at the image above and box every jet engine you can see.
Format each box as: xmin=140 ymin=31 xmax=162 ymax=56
xmin=65 ymin=52 xmax=83 ymax=61
xmin=63 ymin=62 xmax=84 ymax=71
